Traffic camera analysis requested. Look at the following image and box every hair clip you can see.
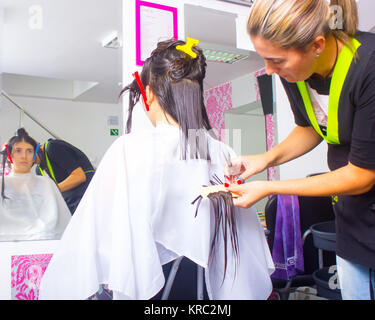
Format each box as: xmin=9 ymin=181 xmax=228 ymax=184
xmin=132 ymin=71 xmax=149 ymax=112
xmin=176 ymin=37 xmax=199 ymax=59
xmin=33 ymin=142 xmax=41 ymax=161
xmin=191 ymin=174 xmax=240 ymax=210
xmin=4 ymin=144 xmax=13 ymax=164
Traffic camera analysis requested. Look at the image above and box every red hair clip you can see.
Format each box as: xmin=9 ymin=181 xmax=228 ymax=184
xmin=4 ymin=144 xmax=13 ymax=164
xmin=132 ymin=71 xmax=149 ymax=111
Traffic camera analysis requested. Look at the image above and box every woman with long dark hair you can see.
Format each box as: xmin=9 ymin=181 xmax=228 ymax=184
xmin=0 ymin=128 xmax=71 ymax=241
xmin=39 ymin=39 xmax=274 ymax=300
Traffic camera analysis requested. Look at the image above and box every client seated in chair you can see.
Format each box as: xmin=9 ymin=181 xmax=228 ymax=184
xmin=0 ymin=128 xmax=71 ymax=241
xmin=38 ymin=38 xmax=275 ymax=300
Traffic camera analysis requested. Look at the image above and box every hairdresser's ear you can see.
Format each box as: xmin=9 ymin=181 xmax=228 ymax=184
xmin=145 ymin=85 xmax=155 ymax=105
xmin=311 ymin=35 xmax=326 ymax=57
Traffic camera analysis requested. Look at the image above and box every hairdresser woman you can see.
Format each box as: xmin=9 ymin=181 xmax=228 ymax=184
xmin=226 ymin=0 xmax=375 ymax=299
xmin=35 ymin=139 xmax=95 ymax=215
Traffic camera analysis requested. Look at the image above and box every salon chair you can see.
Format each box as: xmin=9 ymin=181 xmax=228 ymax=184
xmin=152 ymin=257 xmax=208 ymax=300
xmin=265 ymin=193 xmax=336 ymax=300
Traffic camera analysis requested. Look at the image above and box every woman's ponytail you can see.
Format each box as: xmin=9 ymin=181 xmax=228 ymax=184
xmin=329 ymin=0 xmax=358 ymax=46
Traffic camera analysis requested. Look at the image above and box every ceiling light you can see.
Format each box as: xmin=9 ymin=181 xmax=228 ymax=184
xmin=199 ymin=41 xmax=249 ymax=64
xmin=217 ymin=0 xmax=255 ymax=7
xmin=202 ymin=48 xmax=248 ymax=64
xmin=102 ymin=31 xmax=122 ymax=49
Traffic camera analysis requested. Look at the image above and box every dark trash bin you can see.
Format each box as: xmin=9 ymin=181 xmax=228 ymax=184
xmin=310 ymin=220 xmax=342 ymax=299
xmin=312 ymin=267 xmax=342 ymax=300
xmin=310 ymin=220 xmax=336 ymax=252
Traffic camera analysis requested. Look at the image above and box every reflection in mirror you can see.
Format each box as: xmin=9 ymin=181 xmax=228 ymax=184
xmin=1 ymin=129 xmax=71 ymax=241
xmin=0 ymin=0 xmax=123 ymax=241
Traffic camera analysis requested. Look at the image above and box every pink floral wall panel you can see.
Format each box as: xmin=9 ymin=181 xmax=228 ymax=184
xmin=0 ymin=163 xmax=11 ymax=176
xmin=254 ymin=68 xmax=277 ymax=181
xmin=204 ymin=71 xmax=277 ymax=182
xmin=265 ymin=114 xmax=277 ymax=181
xmin=11 ymin=254 xmax=53 ymax=300
xmin=204 ymin=82 xmax=233 ymax=142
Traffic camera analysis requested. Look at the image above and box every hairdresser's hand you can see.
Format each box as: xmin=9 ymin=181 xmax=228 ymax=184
xmin=224 ymin=154 xmax=269 ymax=184
xmin=226 ymin=180 xmax=271 ymax=208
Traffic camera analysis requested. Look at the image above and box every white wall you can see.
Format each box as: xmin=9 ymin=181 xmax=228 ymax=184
xmin=0 ymin=95 xmax=123 ymax=168
xmin=358 ymin=0 xmax=375 ymax=32
xmin=0 ymin=8 xmax=3 ymax=97
xmin=231 ymin=73 xmax=257 ymax=108
xmin=274 ymin=77 xmax=329 ymax=180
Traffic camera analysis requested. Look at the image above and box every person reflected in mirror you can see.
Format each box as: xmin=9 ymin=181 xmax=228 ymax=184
xmin=35 ymin=138 xmax=95 ymax=215
xmin=0 ymin=128 xmax=71 ymax=241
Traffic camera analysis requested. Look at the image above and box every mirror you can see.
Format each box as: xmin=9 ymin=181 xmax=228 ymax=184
xmin=0 ymin=1 xmax=274 ymax=239
xmin=0 ymin=0 xmax=123 ymax=241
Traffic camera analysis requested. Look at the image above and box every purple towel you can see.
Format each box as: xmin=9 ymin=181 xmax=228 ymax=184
xmin=271 ymin=195 xmax=304 ymax=280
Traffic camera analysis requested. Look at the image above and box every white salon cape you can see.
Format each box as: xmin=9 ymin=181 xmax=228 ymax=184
xmin=39 ymin=118 xmax=274 ymax=300
xmin=0 ymin=171 xmax=71 ymax=241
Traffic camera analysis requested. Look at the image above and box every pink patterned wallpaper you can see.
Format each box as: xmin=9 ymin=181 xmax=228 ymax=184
xmin=204 ymin=69 xmax=277 ymax=182
xmin=204 ymin=82 xmax=233 ymax=142
xmin=254 ymin=69 xmax=277 ymax=181
xmin=10 ymin=253 xmax=112 ymax=300
xmin=0 ymin=163 xmax=11 ymax=176
xmin=11 ymin=254 xmax=53 ymax=300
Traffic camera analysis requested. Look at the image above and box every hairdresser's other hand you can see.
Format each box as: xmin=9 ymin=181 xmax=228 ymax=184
xmin=226 ymin=180 xmax=270 ymax=209
xmin=224 ymin=154 xmax=269 ymax=183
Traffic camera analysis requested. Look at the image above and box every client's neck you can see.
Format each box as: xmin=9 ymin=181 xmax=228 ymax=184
xmin=149 ymin=101 xmax=179 ymax=127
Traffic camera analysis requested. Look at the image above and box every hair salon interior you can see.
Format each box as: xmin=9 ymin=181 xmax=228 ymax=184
xmin=0 ymin=0 xmax=374 ymax=301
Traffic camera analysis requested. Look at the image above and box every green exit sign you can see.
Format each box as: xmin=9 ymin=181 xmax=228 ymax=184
xmin=110 ymin=129 xmax=119 ymax=136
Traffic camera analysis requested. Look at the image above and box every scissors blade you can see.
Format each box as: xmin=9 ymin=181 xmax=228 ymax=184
xmin=223 ymin=150 xmax=232 ymax=168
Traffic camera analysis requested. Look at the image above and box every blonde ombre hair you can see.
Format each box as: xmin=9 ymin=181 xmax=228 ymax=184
xmin=247 ymin=0 xmax=359 ymax=51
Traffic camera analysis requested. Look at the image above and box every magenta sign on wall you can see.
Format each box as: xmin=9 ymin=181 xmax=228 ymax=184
xmin=135 ymin=0 xmax=178 ymax=66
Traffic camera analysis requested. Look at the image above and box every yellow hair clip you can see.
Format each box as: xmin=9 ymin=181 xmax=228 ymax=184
xmin=176 ymin=37 xmax=199 ymax=58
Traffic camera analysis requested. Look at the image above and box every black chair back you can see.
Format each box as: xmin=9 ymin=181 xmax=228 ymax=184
xmin=265 ymin=194 xmax=336 ymax=276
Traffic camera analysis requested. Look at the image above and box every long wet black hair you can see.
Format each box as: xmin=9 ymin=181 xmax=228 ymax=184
xmin=120 ymin=38 xmax=213 ymax=160
xmin=1 ymin=128 xmax=38 ymax=200
xmin=192 ymin=174 xmax=239 ymax=282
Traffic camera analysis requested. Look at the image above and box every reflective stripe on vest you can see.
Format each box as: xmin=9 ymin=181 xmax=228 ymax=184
xmin=296 ymin=38 xmax=361 ymax=144
xmin=43 ymin=140 xmax=58 ymax=184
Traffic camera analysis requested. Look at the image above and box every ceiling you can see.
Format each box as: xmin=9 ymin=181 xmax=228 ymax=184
xmin=1 ymin=0 xmax=123 ymax=104
xmin=184 ymin=4 xmax=264 ymax=89
xmin=0 ymin=0 xmax=265 ymax=104
xmin=0 ymin=0 xmax=374 ymax=104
